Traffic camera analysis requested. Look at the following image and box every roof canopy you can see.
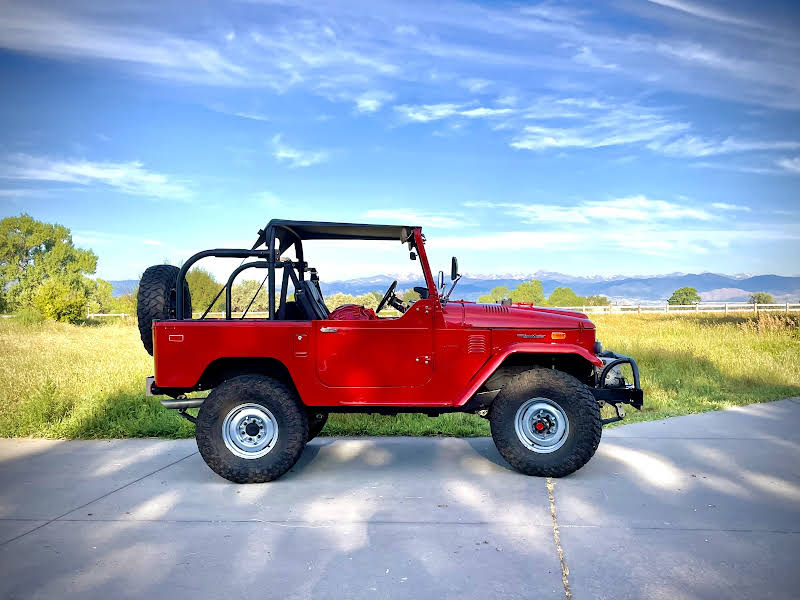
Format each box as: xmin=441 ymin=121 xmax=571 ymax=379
xmin=265 ymin=219 xmax=416 ymax=243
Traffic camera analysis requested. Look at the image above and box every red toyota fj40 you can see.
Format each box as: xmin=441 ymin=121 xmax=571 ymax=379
xmin=138 ymin=220 xmax=642 ymax=483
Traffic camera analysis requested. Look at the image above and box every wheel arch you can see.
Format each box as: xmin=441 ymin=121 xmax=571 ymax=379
xmin=197 ymin=356 xmax=299 ymax=397
xmin=460 ymin=346 xmax=598 ymax=409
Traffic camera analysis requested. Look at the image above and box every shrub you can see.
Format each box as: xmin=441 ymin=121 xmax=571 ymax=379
xmin=13 ymin=306 xmax=45 ymax=326
xmin=33 ymin=279 xmax=88 ymax=324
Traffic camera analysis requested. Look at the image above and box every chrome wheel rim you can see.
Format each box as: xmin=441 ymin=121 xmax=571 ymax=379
xmin=514 ymin=398 xmax=569 ymax=453
xmin=222 ymin=403 xmax=278 ymax=459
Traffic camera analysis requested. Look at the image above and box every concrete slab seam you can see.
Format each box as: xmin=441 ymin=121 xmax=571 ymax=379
xmin=546 ymin=477 xmax=571 ymax=600
xmin=0 ymin=450 xmax=198 ymax=548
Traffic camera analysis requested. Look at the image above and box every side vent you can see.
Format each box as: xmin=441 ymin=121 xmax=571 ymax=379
xmin=468 ymin=334 xmax=487 ymax=354
xmin=482 ymin=305 xmax=509 ymax=314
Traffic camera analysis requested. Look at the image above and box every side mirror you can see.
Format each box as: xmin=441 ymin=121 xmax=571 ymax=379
xmin=437 ymin=270 xmax=445 ymax=290
xmin=451 ymin=257 xmax=459 ymax=281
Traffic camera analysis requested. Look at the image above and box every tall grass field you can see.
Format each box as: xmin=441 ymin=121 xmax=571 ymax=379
xmin=1 ymin=313 xmax=799 ymax=438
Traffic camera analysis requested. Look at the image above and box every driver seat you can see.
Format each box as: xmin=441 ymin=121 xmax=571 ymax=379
xmin=295 ymin=280 xmax=330 ymax=320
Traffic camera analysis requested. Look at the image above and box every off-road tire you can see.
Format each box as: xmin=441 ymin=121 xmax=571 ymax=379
xmin=136 ymin=264 xmax=191 ymax=355
xmin=307 ymin=411 xmax=328 ymax=441
xmin=490 ymin=368 xmax=602 ymax=477
xmin=196 ymin=375 xmax=308 ymax=483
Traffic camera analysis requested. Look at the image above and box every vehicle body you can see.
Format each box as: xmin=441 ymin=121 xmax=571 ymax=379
xmin=139 ymin=220 xmax=643 ymax=483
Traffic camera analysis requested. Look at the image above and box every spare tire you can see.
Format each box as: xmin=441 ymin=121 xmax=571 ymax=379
xmin=137 ymin=265 xmax=191 ymax=355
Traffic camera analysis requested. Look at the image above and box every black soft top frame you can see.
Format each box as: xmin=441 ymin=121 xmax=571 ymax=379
xmin=175 ymin=220 xmax=419 ymax=320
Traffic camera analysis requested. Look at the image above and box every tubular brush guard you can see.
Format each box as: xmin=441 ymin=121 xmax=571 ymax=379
xmin=589 ymin=352 xmax=644 ymax=425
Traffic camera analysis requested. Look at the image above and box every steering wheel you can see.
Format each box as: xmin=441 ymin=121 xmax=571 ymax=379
xmin=376 ymin=280 xmax=399 ymax=314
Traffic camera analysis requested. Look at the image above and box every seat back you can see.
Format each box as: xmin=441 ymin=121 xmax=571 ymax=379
xmin=296 ymin=280 xmax=329 ymax=320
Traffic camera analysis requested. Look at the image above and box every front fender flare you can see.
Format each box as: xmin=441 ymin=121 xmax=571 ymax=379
xmin=454 ymin=342 xmax=601 ymax=407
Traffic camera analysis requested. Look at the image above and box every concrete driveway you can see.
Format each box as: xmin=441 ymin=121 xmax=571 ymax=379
xmin=1 ymin=399 xmax=799 ymax=600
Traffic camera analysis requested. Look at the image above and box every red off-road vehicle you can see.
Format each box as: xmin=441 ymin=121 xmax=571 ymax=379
xmin=138 ymin=220 xmax=642 ymax=483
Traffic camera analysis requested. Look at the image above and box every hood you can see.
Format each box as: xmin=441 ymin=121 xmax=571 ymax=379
xmin=450 ymin=302 xmax=594 ymax=329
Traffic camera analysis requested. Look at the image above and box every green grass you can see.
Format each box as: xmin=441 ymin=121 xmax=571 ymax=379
xmin=1 ymin=313 xmax=799 ymax=439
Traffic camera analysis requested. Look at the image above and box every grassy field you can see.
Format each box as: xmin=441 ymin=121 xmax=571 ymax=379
xmin=1 ymin=312 xmax=799 ymax=439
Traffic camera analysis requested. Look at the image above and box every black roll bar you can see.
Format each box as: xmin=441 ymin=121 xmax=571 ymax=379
xmin=224 ymin=261 xmax=269 ymax=319
xmin=175 ymin=249 xmax=273 ymax=319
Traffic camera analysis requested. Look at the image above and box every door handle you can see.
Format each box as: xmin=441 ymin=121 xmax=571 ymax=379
xmin=320 ymin=327 xmax=339 ymax=333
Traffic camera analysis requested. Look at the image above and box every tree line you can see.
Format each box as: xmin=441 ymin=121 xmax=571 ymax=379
xmin=0 ymin=214 xmax=781 ymax=324
xmin=477 ymin=280 xmax=610 ymax=307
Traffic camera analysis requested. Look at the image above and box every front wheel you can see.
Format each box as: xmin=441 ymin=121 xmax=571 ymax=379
xmin=196 ymin=375 xmax=308 ymax=483
xmin=489 ymin=368 xmax=601 ymax=477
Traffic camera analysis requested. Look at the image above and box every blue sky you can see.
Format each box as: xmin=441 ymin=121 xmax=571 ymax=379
xmin=0 ymin=0 xmax=799 ymax=282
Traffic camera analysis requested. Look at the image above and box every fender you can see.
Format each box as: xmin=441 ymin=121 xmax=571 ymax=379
xmin=453 ymin=342 xmax=602 ymax=407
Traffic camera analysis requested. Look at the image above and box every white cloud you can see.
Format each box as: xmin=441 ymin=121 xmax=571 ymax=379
xmin=233 ymin=111 xmax=269 ymax=122
xmin=692 ymin=161 xmax=783 ymax=175
xmin=394 ymin=103 xmax=464 ymax=122
xmin=777 ymin=157 xmax=800 ymax=174
xmin=460 ymin=107 xmax=514 ymax=118
xmin=395 ymin=103 xmax=514 ymax=122
xmin=467 ymin=195 xmax=713 ymax=224
xmin=0 ymin=154 xmax=191 ymax=200
xmin=363 ymin=209 xmax=465 ymax=229
xmin=354 ymin=91 xmax=394 ymax=113
xmin=712 ymin=202 xmax=751 ymax=212
xmin=271 ymin=135 xmax=329 ymax=168
xmin=460 ymin=78 xmax=491 ymax=93
xmin=573 ymin=46 xmax=617 ymax=70
xmin=646 ymin=0 xmax=763 ymax=29
xmin=511 ymin=111 xmax=689 ymax=151
xmin=648 ymin=136 xmax=800 ymax=157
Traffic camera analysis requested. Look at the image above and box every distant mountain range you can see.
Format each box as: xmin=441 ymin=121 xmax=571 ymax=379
xmin=109 ymin=272 xmax=800 ymax=303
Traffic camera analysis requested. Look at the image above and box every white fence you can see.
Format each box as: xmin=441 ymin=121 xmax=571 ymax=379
xmin=557 ymin=303 xmax=800 ymax=314
xmin=79 ymin=302 xmax=800 ymax=319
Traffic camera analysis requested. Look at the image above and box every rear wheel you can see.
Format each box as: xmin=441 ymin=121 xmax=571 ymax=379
xmin=196 ymin=375 xmax=308 ymax=483
xmin=136 ymin=264 xmax=191 ymax=355
xmin=489 ymin=368 xmax=601 ymax=477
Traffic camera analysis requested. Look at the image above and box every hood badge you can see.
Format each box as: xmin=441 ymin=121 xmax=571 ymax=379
xmin=517 ymin=333 xmax=545 ymax=339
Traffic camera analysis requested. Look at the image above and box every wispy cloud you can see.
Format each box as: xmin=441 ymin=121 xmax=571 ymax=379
xmin=354 ymin=91 xmax=394 ymax=113
xmin=271 ymin=135 xmax=329 ymax=168
xmin=572 ymin=46 xmax=617 ymax=70
xmin=646 ymin=0 xmax=764 ymax=29
xmin=363 ymin=208 xmax=465 ymax=229
xmin=460 ymin=78 xmax=491 ymax=93
xmin=0 ymin=154 xmax=191 ymax=200
xmin=395 ymin=103 xmax=513 ymax=122
xmin=712 ymin=202 xmax=751 ymax=212
xmin=777 ymin=157 xmax=800 ymax=174
xmin=648 ymin=136 xmax=800 ymax=157
xmin=467 ymin=195 xmax=713 ymax=224
xmin=510 ymin=102 xmax=689 ymax=151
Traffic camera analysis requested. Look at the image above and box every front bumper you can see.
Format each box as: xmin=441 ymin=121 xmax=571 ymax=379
xmin=588 ymin=352 xmax=644 ymax=411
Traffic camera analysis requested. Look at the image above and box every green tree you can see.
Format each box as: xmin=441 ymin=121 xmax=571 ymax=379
xmin=478 ymin=285 xmax=510 ymax=303
xmin=87 ymin=278 xmax=114 ymax=314
xmin=749 ymin=292 xmax=774 ymax=304
xmin=185 ymin=267 xmax=224 ymax=314
xmin=229 ymin=279 xmax=270 ymax=313
xmin=111 ymin=289 xmax=138 ymax=315
xmin=584 ymin=295 xmax=610 ymax=306
xmin=0 ymin=214 xmax=98 ymax=322
xmin=401 ymin=288 xmax=420 ymax=304
xmin=509 ymin=280 xmax=546 ymax=305
xmin=668 ymin=287 xmax=701 ymax=305
xmin=547 ymin=286 xmax=584 ymax=307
